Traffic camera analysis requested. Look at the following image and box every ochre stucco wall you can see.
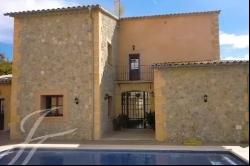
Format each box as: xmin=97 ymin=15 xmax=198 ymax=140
xmin=0 ymin=83 xmax=11 ymax=131
xmin=119 ymin=12 xmax=220 ymax=66
xmin=154 ymin=64 xmax=249 ymax=144
xmin=11 ymin=10 xmax=96 ymax=141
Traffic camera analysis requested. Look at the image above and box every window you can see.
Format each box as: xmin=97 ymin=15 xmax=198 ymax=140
xmin=41 ymin=95 xmax=63 ymax=117
xmin=131 ymin=59 xmax=139 ymax=70
xmin=107 ymin=42 xmax=112 ymax=65
xmin=108 ymin=96 xmax=112 ymax=118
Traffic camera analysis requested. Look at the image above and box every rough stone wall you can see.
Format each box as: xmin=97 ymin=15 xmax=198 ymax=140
xmin=154 ymin=64 xmax=249 ymax=144
xmin=11 ymin=11 xmax=94 ymax=141
xmin=99 ymin=13 xmax=118 ymax=137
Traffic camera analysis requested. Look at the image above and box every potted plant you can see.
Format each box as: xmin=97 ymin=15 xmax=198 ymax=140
xmin=113 ymin=114 xmax=128 ymax=131
xmin=145 ymin=112 xmax=155 ymax=130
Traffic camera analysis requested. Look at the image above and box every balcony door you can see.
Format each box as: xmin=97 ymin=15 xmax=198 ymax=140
xmin=129 ymin=54 xmax=140 ymax=80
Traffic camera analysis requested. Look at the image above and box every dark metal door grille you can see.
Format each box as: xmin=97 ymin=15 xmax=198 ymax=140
xmin=122 ymin=91 xmax=151 ymax=129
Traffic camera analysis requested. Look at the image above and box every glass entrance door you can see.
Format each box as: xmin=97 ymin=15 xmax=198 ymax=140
xmin=129 ymin=54 xmax=140 ymax=80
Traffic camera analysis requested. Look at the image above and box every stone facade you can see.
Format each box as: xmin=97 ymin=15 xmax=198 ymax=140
xmin=154 ymin=63 xmax=249 ymax=144
xmin=11 ymin=10 xmax=95 ymax=141
xmin=6 ymin=5 xmax=249 ymax=143
xmin=10 ymin=7 xmax=120 ymax=141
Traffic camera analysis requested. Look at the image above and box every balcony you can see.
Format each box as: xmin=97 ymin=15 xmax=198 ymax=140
xmin=116 ymin=65 xmax=153 ymax=82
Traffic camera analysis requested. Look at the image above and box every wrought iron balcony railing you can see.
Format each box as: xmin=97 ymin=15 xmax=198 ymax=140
xmin=116 ymin=65 xmax=153 ymax=81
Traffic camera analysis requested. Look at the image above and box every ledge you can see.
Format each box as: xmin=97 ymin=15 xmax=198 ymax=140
xmin=116 ymin=80 xmax=153 ymax=84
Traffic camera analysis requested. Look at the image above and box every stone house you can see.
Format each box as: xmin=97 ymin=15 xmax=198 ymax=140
xmin=4 ymin=5 xmax=249 ymax=144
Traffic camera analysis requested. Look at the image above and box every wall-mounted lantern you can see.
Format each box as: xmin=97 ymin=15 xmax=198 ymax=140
xmin=132 ymin=45 xmax=135 ymax=51
xmin=104 ymin=94 xmax=110 ymax=100
xmin=204 ymin=95 xmax=208 ymax=102
xmin=75 ymin=97 xmax=79 ymax=105
xmin=150 ymin=91 xmax=154 ymax=97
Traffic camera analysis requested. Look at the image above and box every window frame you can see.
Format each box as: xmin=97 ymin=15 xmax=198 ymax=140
xmin=41 ymin=95 xmax=64 ymax=117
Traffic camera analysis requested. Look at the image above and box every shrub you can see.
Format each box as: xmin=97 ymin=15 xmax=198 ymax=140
xmin=145 ymin=112 xmax=155 ymax=130
xmin=113 ymin=114 xmax=128 ymax=131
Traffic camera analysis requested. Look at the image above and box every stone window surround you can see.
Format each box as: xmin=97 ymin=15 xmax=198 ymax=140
xmin=35 ymin=88 xmax=69 ymax=123
xmin=41 ymin=95 xmax=63 ymax=117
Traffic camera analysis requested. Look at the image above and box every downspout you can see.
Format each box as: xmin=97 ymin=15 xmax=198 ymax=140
xmin=89 ymin=7 xmax=95 ymax=140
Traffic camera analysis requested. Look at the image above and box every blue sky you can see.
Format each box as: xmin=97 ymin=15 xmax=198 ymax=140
xmin=0 ymin=0 xmax=249 ymax=60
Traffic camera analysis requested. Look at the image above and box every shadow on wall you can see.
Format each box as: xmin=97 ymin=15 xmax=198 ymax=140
xmin=98 ymin=23 xmax=118 ymax=138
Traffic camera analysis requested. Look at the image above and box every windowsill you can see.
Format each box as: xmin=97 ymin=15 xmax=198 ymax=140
xmin=42 ymin=116 xmax=66 ymax=122
xmin=116 ymin=80 xmax=153 ymax=84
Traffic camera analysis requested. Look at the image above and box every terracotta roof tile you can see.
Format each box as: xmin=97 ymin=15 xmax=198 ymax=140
xmin=121 ymin=10 xmax=221 ymax=20
xmin=152 ymin=60 xmax=249 ymax=68
xmin=4 ymin=5 xmax=219 ymax=21
xmin=4 ymin=5 xmax=99 ymax=16
xmin=4 ymin=5 xmax=118 ymax=20
xmin=0 ymin=74 xmax=12 ymax=84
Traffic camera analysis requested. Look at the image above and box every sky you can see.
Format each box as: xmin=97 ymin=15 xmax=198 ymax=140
xmin=0 ymin=0 xmax=249 ymax=61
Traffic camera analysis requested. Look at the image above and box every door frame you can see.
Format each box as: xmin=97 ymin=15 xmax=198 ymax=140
xmin=121 ymin=91 xmax=151 ymax=129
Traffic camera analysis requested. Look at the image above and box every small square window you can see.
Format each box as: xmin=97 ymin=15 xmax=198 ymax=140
xmin=41 ymin=95 xmax=63 ymax=117
xmin=107 ymin=42 xmax=112 ymax=66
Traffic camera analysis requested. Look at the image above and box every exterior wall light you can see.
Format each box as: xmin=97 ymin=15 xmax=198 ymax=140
xmin=150 ymin=92 xmax=154 ymax=97
xmin=75 ymin=97 xmax=79 ymax=105
xmin=204 ymin=95 xmax=208 ymax=102
xmin=104 ymin=94 xmax=110 ymax=100
xmin=132 ymin=45 xmax=135 ymax=51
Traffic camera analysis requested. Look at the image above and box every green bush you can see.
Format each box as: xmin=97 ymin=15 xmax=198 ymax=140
xmin=0 ymin=53 xmax=12 ymax=75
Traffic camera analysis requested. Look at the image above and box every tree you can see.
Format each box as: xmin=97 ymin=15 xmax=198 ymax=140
xmin=0 ymin=53 xmax=12 ymax=75
xmin=0 ymin=53 xmax=5 ymax=61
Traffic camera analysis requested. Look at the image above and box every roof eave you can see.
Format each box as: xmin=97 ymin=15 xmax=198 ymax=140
xmin=121 ymin=10 xmax=221 ymax=21
xmin=153 ymin=60 xmax=249 ymax=69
